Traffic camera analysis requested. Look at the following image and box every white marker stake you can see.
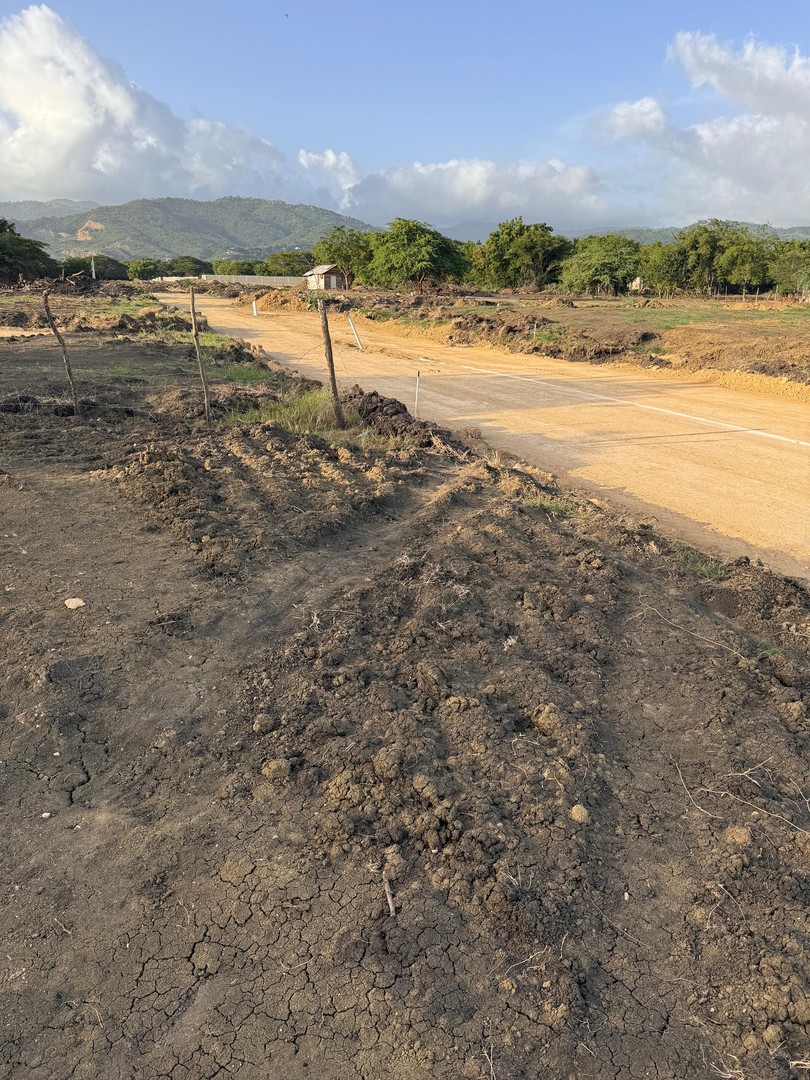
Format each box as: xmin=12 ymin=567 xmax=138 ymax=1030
xmin=252 ymin=300 xmax=258 ymax=317
xmin=414 ymin=370 xmax=420 ymax=417
xmin=347 ymin=314 xmax=364 ymax=351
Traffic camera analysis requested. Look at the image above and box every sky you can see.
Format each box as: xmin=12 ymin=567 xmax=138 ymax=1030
xmin=1 ymin=0 xmax=810 ymax=231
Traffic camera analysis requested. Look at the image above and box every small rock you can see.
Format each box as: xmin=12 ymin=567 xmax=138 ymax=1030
xmin=64 ymin=598 xmax=86 ymax=610
xmin=41 ymin=812 xmax=51 ymax=819
xmin=569 ymin=804 xmax=591 ymax=825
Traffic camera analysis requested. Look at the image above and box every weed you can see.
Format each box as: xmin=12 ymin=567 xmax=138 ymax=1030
xmin=756 ymin=644 xmax=784 ymax=661
xmin=220 ymin=363 xmax=280 ymax=385
xmin=671 ymin=543 xmax=731 ymax=581
xmin=522 ymin=494 xmax=579 ymax=517
xmin=225 ymin=387 xmax=415 ymax=451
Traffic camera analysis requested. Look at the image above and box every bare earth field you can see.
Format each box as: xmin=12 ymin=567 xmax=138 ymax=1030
xmin=184 ymin=295 xmax=810 ymax=581
xmin=1 ymin=312 xmax=809 ymax=1079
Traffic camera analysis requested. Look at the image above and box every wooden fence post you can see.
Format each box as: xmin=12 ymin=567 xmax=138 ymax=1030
xmin=189 ymin=287 xmax=211 ymax=424
xmin=42 ymin=291 xmax=79 ymax=416
xmin=317 ymin=299 xmax=345 ymax=429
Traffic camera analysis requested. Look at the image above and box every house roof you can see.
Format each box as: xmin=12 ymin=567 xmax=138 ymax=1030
xmin=304 ymin=264 xmax=338 ymax=276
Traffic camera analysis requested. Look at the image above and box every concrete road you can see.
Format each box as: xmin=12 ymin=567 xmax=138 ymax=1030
xmin=165 ymin=295 xmax=810 ymax=579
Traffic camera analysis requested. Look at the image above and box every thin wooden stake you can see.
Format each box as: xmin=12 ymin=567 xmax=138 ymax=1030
xmin=189 ymin=287 xmax=211 ymax=424
xmin=42 ymin=291 xmax=79 ymax=416
xmin=347 ymin=313 xmax=364 ymax=351
xmin=317 ymin=299 xmax=345 ymax=429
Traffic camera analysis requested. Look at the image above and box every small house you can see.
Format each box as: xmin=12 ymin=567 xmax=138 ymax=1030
xmin=304 ymin=264 xmax=347 ymax=290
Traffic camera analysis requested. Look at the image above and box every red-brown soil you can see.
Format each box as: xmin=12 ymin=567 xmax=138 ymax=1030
xmin=0 ymin=329 xmax=808 ymax=1079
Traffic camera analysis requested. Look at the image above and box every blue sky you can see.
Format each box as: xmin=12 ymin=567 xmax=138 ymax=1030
xmin=1 ymin=1 xmax=809 ymax=229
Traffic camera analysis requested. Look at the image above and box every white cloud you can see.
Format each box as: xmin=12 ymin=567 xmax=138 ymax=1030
xmin=603 ymin=97 xmax=667 ymax=140
xmin=340 ymin=158 xmax=609 ymax=231
xmin=0 ymin=4 xmax=306 ymax=203
xmin=606 ymin=33 xmax=810 ymax=223
xmin=298 ymin=149 xmax=359 ymax=201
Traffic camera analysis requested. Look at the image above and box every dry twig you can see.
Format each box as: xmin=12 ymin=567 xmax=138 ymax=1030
xmin=382 ymin=873 xmax=396 ymax=917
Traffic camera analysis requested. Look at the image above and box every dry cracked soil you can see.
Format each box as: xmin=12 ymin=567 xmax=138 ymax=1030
xmin=1 ymin=327 xmax=809 ymax=1080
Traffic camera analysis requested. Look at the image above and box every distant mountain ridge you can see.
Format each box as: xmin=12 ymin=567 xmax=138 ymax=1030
xmin=442 ymin=219 xmax=810 ymax=243
xmin=598 ymin=222 xmax=810 ymax=244
xmin=1 ymin=198 xmax=100 ymax=223
xmin=15 ymin=196 xmax=378 ymax=261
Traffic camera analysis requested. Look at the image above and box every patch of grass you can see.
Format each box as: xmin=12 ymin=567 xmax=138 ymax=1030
xmin=94 ymin=296 xmax=161 ymax=316
xmin=671 ymin=542 xmax=731 ymax=580
xmin=522 ymin=494 xmax=579 ymax=517
xmin=220 ymin=363 xmax=280 ymax=384
xmin=226 ymin=387 xmax=416 ymax=451
xmin=102 ymin=362 xmax=142 ymax=378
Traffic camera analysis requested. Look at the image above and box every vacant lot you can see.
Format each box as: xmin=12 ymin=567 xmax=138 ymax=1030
xmin=343 ymin=292 xmax=810 ymax=392
xmin=1 ymin=318 xmax=808 ymax=1079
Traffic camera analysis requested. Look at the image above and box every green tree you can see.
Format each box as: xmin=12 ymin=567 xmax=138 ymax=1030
xmin=312 ymin=226 xmax=373 ymax=287
xmin=164 ymin=256 xmax=213 ymax=277
xmin=210 ymin=259 xmax=263 ymax=275
xmin=126 ymin=259 xmax=165 ymax=280
xmin=367 ymin=219 xmax=466 ymax=290
xmin=62 ymin=255 xmax=128 ymax=280
xmin=458 ymin=240 xmax=488 ymax=288
xmin=262 ymin=251 xmax=313 ymax=276
xmin=714 ymin=230 xmax=773 ymax=295
xmin=483 ymin=217 xmax=572 ymax=289
xmin=639 ymin=242 xmax=684 ymax=294
xmin=769 ymin=240 xmax=810 ymax=294
xmin=560 ymin=235 xmax=641 ymax=295
xmin=0 ymin=218 xmax=58 ymax=281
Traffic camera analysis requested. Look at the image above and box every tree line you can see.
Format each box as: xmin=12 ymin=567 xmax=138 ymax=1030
xmin=3 ymin=213 xmax=810 ymax=296
xmin=312 ymin=218 xmax=810 ymax=296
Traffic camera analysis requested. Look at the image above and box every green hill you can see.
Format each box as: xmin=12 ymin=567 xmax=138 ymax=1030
xmin=609 ymin=221 xmax=810 ymax=244
xmin=0 ymin=199 xmax=100 ymax=223
xmin=17 ymin=196 xmax=378 ymax=261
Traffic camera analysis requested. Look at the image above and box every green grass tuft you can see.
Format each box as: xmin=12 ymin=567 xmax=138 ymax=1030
xmin=522 ymin=494 xmax=579 ymax=517
xmin=671 ymin=543 xmax=731 ymax=581
xmin=220 ymin=363 xmax=280 ymax=384
xmin=226 ymin=388 xmax=416 ymax=451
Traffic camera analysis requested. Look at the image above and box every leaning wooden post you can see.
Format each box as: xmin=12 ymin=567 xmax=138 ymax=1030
xmin=189 ymin=286 xmax=211 ymax=424
xmin=317 ymin=298 xmax=345 ymax=429
xmin=42 ymin=290 xmax=79 ymax=416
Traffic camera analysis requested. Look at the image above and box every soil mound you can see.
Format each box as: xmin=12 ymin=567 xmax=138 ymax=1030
xmin=242 ymin=289 xmax=309 ymax=314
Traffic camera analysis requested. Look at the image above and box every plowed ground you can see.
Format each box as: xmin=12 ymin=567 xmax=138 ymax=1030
xmin=1 ymin=331 xmax=808 ymax=1080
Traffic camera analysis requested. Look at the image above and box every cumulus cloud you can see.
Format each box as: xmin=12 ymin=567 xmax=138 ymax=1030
xmin=606 ymin=32 xmax=810 ymax=223
xmin=341 ymin=158 xmax=609 ymax=231
xmin=0 ymin=4 xmax=308 ymax=203
xmin=297 ymin=149 xmax=359 ymax=203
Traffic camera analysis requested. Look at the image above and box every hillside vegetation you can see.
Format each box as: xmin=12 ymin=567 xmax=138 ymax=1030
xmin=0 ymin=199 xmax=99 ymax=223
xmin=16 ymin=196 xmax=377 ymax=261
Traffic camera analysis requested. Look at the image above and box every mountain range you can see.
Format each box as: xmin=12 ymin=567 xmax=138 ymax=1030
xmin=8 ymin=197 xmax=377 ymax=261
xmin=4 ymin=198 xmax=810 ymax=260
xmin=0 ymin=198 xmax=100 ymax=223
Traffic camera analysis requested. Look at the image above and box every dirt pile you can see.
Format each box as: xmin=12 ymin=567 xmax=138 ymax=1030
xmin=0 ymin=330 xmax=808 ymax=1079
xmin=241 ymin=289 xmax=310 ymax=314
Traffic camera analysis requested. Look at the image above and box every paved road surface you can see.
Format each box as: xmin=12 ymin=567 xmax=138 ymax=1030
xmin=163 ymin=295 xmax=810 ymax=580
